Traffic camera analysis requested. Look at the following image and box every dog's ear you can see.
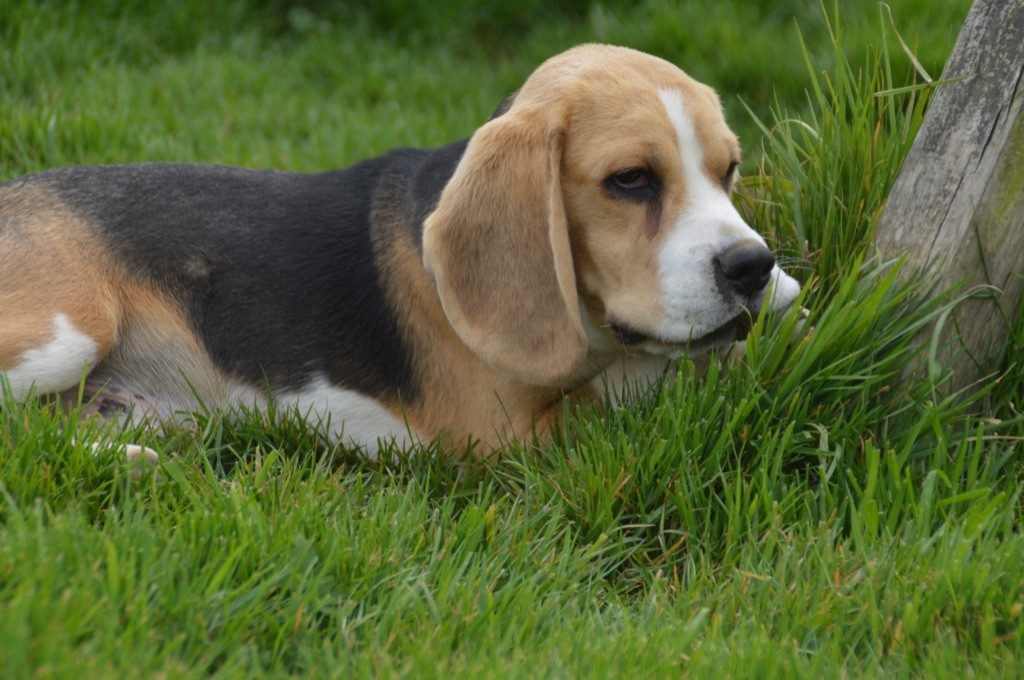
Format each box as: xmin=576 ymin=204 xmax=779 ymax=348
xmin=423 ymin=108 xmax=587 ymax=386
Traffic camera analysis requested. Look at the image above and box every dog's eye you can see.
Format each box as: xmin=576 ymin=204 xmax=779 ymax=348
xmin=604 ymin=167 xmax=659 ymax=202
xmin=721 ymin=161 xmax=739 ymax=191
xmin=612 ymin=168 xmax=649 ymax=190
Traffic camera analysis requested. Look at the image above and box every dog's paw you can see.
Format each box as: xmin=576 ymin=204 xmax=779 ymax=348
xmin=90 ymin=442 xmax=161 ymax=480
xmin=792 ymin=306 xmax=813 ymax=342
xmin=730 ymin=307 xmax=812 ymax=365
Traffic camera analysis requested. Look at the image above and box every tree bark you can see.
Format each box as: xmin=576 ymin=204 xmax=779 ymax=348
xmin=875 ymin=0 xmax=1024 ymax=387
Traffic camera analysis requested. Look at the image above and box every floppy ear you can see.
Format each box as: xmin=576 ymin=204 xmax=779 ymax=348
xmin=422 ymin=109 xmax=587 ymax=386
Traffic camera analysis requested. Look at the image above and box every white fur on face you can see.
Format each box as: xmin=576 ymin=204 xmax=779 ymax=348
xmin=4 ymin=314 xmax=99 ymax=396
xmin=654 ymin=88 xmax=800 ymax=346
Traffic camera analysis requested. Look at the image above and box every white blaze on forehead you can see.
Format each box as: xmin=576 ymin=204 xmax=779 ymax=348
xmin=650 ymin=88 xmax=801 ymax=341
xmin=656 ymin=88 xmax=759 ymax=240
xmin=654 ymin=88 xmax=752 ymax=339
xmin=4 ymin=314 xmax=100 ymax=397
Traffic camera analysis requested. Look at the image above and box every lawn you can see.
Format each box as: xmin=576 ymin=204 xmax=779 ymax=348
xmin=3 ymin=0 xmax=1023 ymax=677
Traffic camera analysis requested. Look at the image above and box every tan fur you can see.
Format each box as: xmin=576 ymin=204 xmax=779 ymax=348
xmin=423 ymin=111 xmax=587 ymax=387
xmin=0 ymin=184 xmax=119 ymax=368
xmin=0 ymin=184 xmax=227 ymax=409
xmin=375 ymin=203 xmax=568 ymax=449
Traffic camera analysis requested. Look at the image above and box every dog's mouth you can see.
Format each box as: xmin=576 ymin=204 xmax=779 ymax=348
xmin=610 ymin=312 xmax=753 ymax=355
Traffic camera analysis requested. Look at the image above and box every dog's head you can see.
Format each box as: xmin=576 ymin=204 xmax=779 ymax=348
xmin=423 ymin=44 xmax=800 ymax=386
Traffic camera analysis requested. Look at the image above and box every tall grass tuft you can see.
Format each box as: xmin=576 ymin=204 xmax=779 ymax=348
xmin=740 ymin=8 xmax=933 ymax=289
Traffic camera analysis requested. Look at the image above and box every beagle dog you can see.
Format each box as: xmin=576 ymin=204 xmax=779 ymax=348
xmin=0 ymin=44 xmax=800 ymax=460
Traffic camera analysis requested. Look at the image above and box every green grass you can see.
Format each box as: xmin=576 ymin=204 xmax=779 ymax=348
xmin=4 ymin=0 xmax=1023 ymax=677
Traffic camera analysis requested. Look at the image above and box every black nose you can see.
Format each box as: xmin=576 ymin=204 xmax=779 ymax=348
xmin=714 ymin=241 xmax=776 ymax=297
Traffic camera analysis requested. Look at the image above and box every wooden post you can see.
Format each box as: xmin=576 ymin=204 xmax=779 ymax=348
xmin=875 ymin=0 xmax=1024 ymax=387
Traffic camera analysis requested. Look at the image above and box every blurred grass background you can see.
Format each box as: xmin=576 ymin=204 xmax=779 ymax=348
xmin=0 ymin=0 xmax=970 ymax=172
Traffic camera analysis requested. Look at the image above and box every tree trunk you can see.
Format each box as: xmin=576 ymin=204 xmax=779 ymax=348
xmin=875 ymin=0 xmax=1024 ymax=388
